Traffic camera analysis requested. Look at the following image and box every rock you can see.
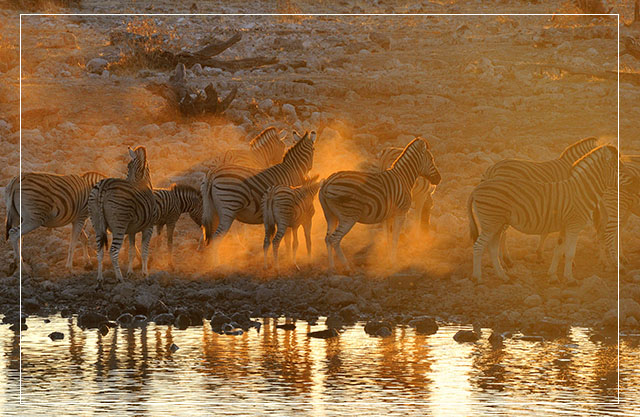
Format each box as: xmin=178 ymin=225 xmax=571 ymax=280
xmin=139 ymin=124 xmax=161 ymax=138
xmin=524 ymin=294 xmax=542 ymax=307
xmin=364 ymin=320 xmax=392 ymax=335
xmin=339 ymin=304 xmax=359 ymax=323
xmin=106 ymin=305 xmax=120 ymax=321
xmin=224 ymin=328 xmax=244 ymax=336
xmin=276 ymin=323 xmax=296 ymax=330
xmin=282 ymin=103 xmax=297 ymax=120
xmin=78 ymin=311 xmax=108 ymax=329
xmin=410 ymin=316 xmax=439 ymax=335
xmin=625 ymin=316 xmax=639 ymax=329
xmin=132 ymin=315 xmax=148 ymax=327
xmin=369 ymin=32 xmax=390 ymax=50
xmin=488 ymin=332 xmax=504 ymax=347
xmin=210 ymin=312 xmax=231 ymax=330
xmin=175 ymin=314 xmax=190 ymax=330
xmin=621 ymin=298 xmax=640 ymax=322
xmin=169 ymin=343 xmax=179 ymax=352
xmin=325 ymin=315 xmax=343 ymax=329
xmin=308 ymin=328 xmax=339 ymax=339
xmin=376 ymin=326 xmax=392 ymax=337
xmin=153 ymin=313 xmax=175 ymax=325
xmin=116 ymin=313 xmax=133 ymax=325
xmin=578 ymin=275 xmax=609 ymax=303
xmin=258 ymin=98 xmax=274 ymax=112
xmin=135 ymin=292 xmax=158 ymax=313
xmin=526 ymin=318 xmax=569 ymax=338
xmin=43 ymin=319 xmax=50 ymax=324
xmin=99 ymin=324 xmax=109 ymax=336
xmin=453 ymin=330 xmax=480 ymax=343
xmin=48 ymin=331 xmax=64 ymax=340
xmin=191 ymin=63 xmax=203 ymax=75
xmin=23 ymin=298 xmax=39 ymax=314
xmin=231 ymin=311 xmax=251 ymax=326
xmin=325 ymin=288 xmax=356 ymax=307
xmin=602 ymin=309 xmax=617 ymax=333
xmin=86 ymin=58 xmax=108 ymax=74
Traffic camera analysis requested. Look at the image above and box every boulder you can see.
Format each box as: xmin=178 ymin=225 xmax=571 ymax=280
xmin=86 ymin=58 xmax=108 ymax=74
xmin=48 ymin=331 xmax=64 ymax=341
xmin=78 ymin=311 xmax=108 ymax=329
xmin=453 ymin=330 xmax=480 ymax=343
xmin=409 ymin=316 xmax=439 ymax=335
xmin=308 ymin=328 xmax=339 ymax=339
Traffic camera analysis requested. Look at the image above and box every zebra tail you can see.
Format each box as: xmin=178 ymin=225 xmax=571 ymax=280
xmin=92 ymin=184 xmax=109 ymax=252
xmin=200 ymin=175 xmax=215 ymax=245
xmin=4 ymin=177 xmax=18 ymax=241
xmin=467 ymin=192 xmax=479 ymax=243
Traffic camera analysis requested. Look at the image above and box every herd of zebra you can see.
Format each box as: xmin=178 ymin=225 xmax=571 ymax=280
xmin=3 ymin=126 xmax=640 ymax=288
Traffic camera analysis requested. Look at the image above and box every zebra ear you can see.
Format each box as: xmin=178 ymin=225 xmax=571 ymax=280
xmin=128 ymin=147 xmax=136 ymax=159
xmin=309 ymin=131 xmax=317 ymax=143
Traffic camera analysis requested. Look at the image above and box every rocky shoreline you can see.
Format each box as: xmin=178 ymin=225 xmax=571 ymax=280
xmin=3 ymin=267 xmax=639 ymax=342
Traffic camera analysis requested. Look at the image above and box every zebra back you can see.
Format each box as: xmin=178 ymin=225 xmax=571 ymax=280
xmin=483 ymin=136 xmax=599 ymax=182
xmin=245 ymin=130 xmax=316 ymax=198
xmin=153 ymin=183 xmax=202 ymax=227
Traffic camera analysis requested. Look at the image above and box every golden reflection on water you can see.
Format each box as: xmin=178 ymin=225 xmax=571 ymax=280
xmin=2 ymin=317 xmax=639 ymax=415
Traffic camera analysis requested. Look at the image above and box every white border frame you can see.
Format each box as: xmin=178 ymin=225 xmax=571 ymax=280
xmin=17 ymin=11 xmax=621 ymax=409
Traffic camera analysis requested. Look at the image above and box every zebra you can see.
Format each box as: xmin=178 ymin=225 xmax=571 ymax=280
xmin=4 ymin=171 xmax=106 ymax=273
xmin=222 ymin=127 xmax=287 ymax=169
xmin=375 ymin=146 xmax=437 ymax=233
xmin=262 ymin=175 xmax=321 ymax=270
xmin=482 ymin=136 xmax=599 ymax=261
xmin=594 ymin=162 xmax=640 ymax=267
xmin=88 ymin=146 xmax=157 ymax=287
xmin=201 ymin=131 xmax=316 ymax=262
xmin=468 ymin=145 xmax=620 ymax=284
xmin=152 ymin=183 xmax=203 ymax=269
xmin=319 ymin=137 xmax=442 ymax=271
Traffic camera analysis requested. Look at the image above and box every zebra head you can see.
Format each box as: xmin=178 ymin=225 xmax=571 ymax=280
xmin=250 ymin=127 xmax=287 ymax=166
xmin=573 ymin=145 xmax=619 ymax=189
xmin=414 ymin=137 xmax=442 ymax=186
xmin=285 ymin=130 xmax=316 ymax=174
xmin=127 ymin=146 xmax=152 ymax=189
xmin=560 ymin=136 xmax=600 ymax=163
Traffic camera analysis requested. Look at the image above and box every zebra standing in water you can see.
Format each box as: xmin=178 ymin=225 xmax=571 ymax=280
xmin=222 ymin=127 xmax=287 ymax=169
xmin=153 ymin=183 xmax=203 ymax=269
xmin=319 ymin=137 xmax=442 ymax=271
xmin=89 ymin=146 xmax=157 ymax=287
xmin=201 ymin=131 xmax=316 ymax=262
xmin=262 ymin=176 xmax=321 ymax=270
xmin=4 ymin=171 xmax=106 ymax=273
xmin=468 ymin=145 xmax=620 ymax=284
xmin=482 ymin=136 xmax=599 ymax=261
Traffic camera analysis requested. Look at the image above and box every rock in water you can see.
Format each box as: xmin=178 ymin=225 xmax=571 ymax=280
xmin=364 ymin=320 xmax=393 ymax=335
xmin=488 ymin=331 xmax=504 ymax=347
xmin=48 ymin=331 xmax=64 ymax=340
xmin=78 ymin=311 xmax=108 ymax=329
xmin=99 ymin=324 xmax=109 ymax=336
xmin=153 ymin=313 xmax=175 ymax=325
xmin=376 ymin=326 xmax=392 ymax=337
xmin=175 ymin=314 xmax=190 ymax=330
xmin=170 ymin=343 xmax=179 ymax=352
xmin=410 ymin=316 xmax=439 ymax=335
xmin=116 ymin=313 xmax=133 ymax=326
xmin=308 ymin=328 xmax=339 ymax=339
xmin=276 ymin=323 xmax=296 ymax=331
xmin=325 ymin=315 xmax=343 ymax=329
xmin=453 ymin=330 xmax=480 ymax=343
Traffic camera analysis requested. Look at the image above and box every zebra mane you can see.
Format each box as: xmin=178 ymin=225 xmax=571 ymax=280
xmin=572 ymin=145 xmax=618 ymax=169
xmin=249 ymin=127 xmax=281 ymax=150
xmin=390 ymin=137 xmax=428 ymax=169
xmin=559 ymin=136 xmax=599 ymax=162
xmin=282 ymin=131 xmax=310 ymax=163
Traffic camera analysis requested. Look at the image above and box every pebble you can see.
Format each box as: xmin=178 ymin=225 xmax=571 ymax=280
xmin=48 ymin=331 xmax=64 ymax=340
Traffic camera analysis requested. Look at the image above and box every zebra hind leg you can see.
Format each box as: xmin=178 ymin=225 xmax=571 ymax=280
xmin=8 ymin=220 xmax=41 ymax=276
xmin=489 ymin=232 xmax=509 ymax=282
xmin=66 ymin=219 xmax=85 ymax=270
xmin=324 ymin=215 xmax=338 ymax=272
xmin=472 ymin=230 xmax=494 ymax=283
xmin=166 ymin=223 xmax=176 ymax=270
xmin=271 ymin=225 xmax=287 ymax=273
xmin=263 ymin=222 xmax=275 ymax=270
xmin=328 ymin=218 xmax=357 ymax=273
xmin=141 ymin=227 xmax=153 ymax=279
xmin=127 ymin=234 xmax=136 ymax=277
xmin=498 ymin=226 xmax=513 ymax=269
xmin=561 ymin=230 xmax=580 ymax=286
xmin=109 ymin=230 xmax=126 ymax=283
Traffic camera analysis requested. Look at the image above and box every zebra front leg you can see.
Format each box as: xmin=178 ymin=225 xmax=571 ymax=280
xmin=141 ymin=227 xmax=153 ymax=278
xmin=127 ymin=234 xmax=136 ymax=277
xmin=95 ymin=233 xmax=105 ymax=289
xmin=562 ymin=230 xmax=580 ymax=286
xmin=547 ymin=235 xmax=565 ymax=284
xmin=109 ymin=231 xmax=126 ymax=283
xmin=498 ymin=226 xmax=513 ymax=269
xmin=421 ymin=192 xmax=434 ymax=234
xmin=536 ymin=233 xmax=548 ymax=261
xmin=8 ymin=220 xmax=41 ymax=276
xmin=303 ymin=219 xmax=312 ymax=260
xmin=166 ymin=223 xmax=176 ymax=270
xmin=391 ymin=214 xmax=406 ymax=262
xmin=325 ymin=216 xmax=338 ymax=272
xmin=291 ymin=225 xmax=300 ymax=270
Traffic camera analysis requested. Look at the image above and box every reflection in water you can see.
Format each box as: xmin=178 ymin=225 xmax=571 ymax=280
xmin=1 ymin=316 xmax=638 ymax=416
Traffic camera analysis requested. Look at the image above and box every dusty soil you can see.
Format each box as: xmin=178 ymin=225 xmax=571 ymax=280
xmin=1 ymin=0 xmax=640 ymax=337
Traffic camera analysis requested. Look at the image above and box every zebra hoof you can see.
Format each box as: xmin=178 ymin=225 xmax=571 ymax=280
xmin=565 ymin=278 xmax=578 ymax=287
xmin=548 ymin=274 xmax=559 ymax=285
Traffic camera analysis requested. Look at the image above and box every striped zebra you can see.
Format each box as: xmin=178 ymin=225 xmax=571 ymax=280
xmin=4 ymin=171 xmax=106 ymax=273
xmin=153 ymin=183 xmax=203 ymax=269
xmin=222 ymin=127 xmax=287 ymax=169
xmin=482 ymin=136 xmax=599 ymax=261
xmin=375 ymin=146 xmax=437 ymax=232
xmin=89 ymin=146 xmax=157 ymax=286
xmin=262 ymin=175 xmax=321 ymax=270
xmin=468 ymin=145 xmax=620 ymax=284
xmin=594 ymin=161 xmax=640 ymax=267
xmin=319 ymin=137 xmax=442 ymax=271
xmin=201 ymin=131 xmax=316 ymax=262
